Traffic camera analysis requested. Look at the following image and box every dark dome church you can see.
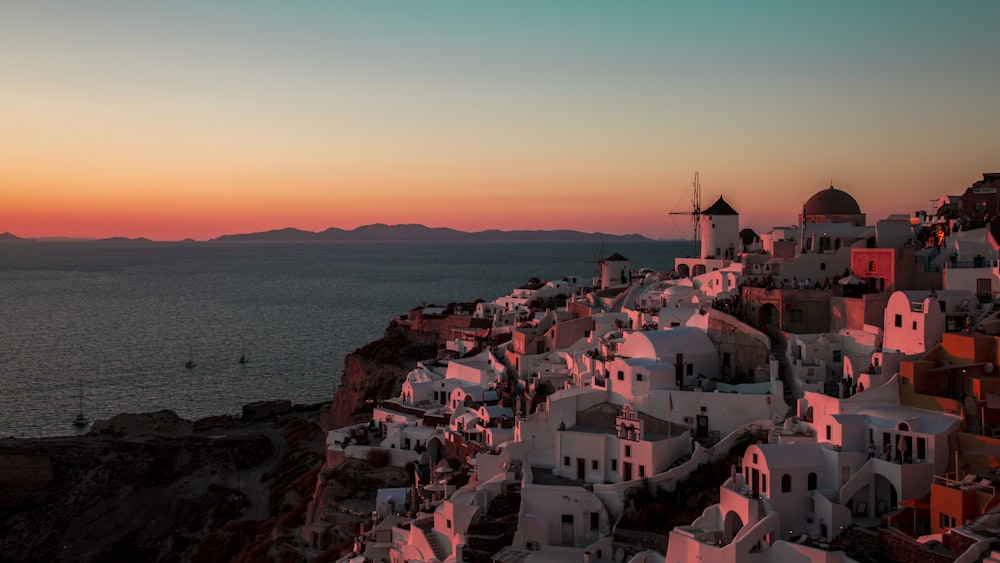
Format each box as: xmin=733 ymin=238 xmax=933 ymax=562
xmin=800 ymin=185 xmax=865 ymax=227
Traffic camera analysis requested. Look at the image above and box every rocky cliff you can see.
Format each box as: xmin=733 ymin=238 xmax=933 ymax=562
xmin=322 ymin=318 xmax=437 ymax=431
xmin=0 ymin=409 xmax=326 ymax=563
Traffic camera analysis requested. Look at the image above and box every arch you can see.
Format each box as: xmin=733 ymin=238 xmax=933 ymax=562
xmin=759 ymin=303 xmax=780 ymax=332
xmin=427 ymin=436 xmax=446 ymax=466
xmin=897 ymin=422 xmax=909 ymax=431
xmin=677 ymin=264 xmax=691 ymax=278
xmin=693 ymin=264 xmax=707 ymax=277
xmin=873 ymin=474 xmax=898 ymax=515
xmin=724 ymin=510 xmax=745 ymax=543
xmin=401 ymin=543 xmax=429 ymax=563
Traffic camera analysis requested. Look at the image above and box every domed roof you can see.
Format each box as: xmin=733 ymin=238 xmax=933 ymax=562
xmin=804 ymin=185 xmax=861 ymax=216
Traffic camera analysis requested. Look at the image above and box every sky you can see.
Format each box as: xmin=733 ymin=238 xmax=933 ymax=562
xmin=2 ymin=1 xmax=998 ymax=241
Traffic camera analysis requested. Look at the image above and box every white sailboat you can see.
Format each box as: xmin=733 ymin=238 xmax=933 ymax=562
xmin=185 ymin=345 xmax=196 ymax=369
xmin=72 ymin=381 xmax=89 ymax=427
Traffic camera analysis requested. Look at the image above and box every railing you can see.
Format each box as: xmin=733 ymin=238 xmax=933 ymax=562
xmin=932 ymin=474 xmax=996 ymax=495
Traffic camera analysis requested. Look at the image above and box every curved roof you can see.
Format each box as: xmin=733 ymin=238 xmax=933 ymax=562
xmin=618 ymin=327 xmax=715 ymax=360
xmin=804 ymin=186 xmax=862 ymax=216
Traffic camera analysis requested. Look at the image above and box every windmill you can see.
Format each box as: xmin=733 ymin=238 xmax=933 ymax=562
xmin=669 ymin=172 xmax=703 ymax=253
xmin=585 ymin=241 xmax=607 ymax=288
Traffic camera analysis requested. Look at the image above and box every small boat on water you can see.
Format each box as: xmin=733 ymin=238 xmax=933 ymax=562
xmin=185 ymin=345 xmax=196 ymax=369
xmin=72 ymin=411 xmax=89 ymax=427
xmin=72 ymin=382 xmax=89 ymax=427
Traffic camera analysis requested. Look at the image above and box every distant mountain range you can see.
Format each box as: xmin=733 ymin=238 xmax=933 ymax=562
xmin=0 ymin=232 xmax=155 ymax=243
xmin=0 ymin=226 xmax=654 ymax=243
xmin=213 ymin=224 xmax=652 ymax=242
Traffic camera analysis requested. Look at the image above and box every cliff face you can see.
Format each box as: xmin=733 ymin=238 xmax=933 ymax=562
xmin=0 ymin=432 xmax=269 ymax=562
xmin=0 ymin=410 xmax=327 ymax=563
xmin=323 ymin=320 xmax=437 ymax=431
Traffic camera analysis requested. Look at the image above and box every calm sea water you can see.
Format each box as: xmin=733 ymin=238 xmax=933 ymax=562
xmin=0 ymin=240 xmax=692 ymax=438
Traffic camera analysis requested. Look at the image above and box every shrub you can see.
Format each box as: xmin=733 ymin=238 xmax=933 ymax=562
xmin=366 ymin=448 xmax=392 ymax=469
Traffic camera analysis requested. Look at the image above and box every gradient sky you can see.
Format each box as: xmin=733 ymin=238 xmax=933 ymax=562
xmin=2 ymin=1 xmax=998 ymax=240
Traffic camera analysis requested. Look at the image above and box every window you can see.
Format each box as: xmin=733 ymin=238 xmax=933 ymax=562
xmin=617 ymin=370 xmax=624 ymax=381
xmin=636 ymin=373 xmax=643 ymax=382
xmin=826 ymin=425 xmax=832 ymax=440
xmin=808 ymin=472 xmax=817 ymax=490
xmin=612 ymin=459 xmax=618 ymax=471
xmin=639 ymin=466 xmax=646 ymax=478
xmin=564 ymin=456 xmax=570 ymax=466
xmin=894 ymin=314 xmax=902 ymax=328
xmin=781 ymin=474 xmax=791 ymax=492
xmin=752 ymin=453 xmax=758 ymax=464
xmin=592 ymin=460 xmax=599 ymax=471
xmin=912 ymin=321 xmax=918 ymax=330
xmin=832 ymin=350 xmax=842 ymax=362
xmin=625 ymin=445 xmax=631 ymax=458
xmin=977 ymin=278 xmax=992 ymax=297
xmin=687 ymin=364 xmax=693 ymax=376
xmin=940 ymin=513 xmax=953 ymax=529
xmin=762 ymin=474 xmax=767 ymax=493
xmin=447 ymin=519 xmax=452 ymax=529
xmin=591 ymin=512 xmax=600 ymax=530
xmin=404 ymin=438 xmax=411 ymax=450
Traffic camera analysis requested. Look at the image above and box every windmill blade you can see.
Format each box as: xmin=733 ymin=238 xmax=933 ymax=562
xmin=668 ymin=171 xmax=703 ymax=247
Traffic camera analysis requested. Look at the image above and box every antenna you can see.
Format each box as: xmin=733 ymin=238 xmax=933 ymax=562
xmin=669 ymin=171 xmax=702 ymax=250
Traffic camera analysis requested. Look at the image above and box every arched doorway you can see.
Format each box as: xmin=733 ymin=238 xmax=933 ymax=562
xmin=759 ymin=303 xmax=780 ymax=333
xmin=724 ymin=510 xmax=745 ymax=543
xmin=874 ymin=474 xmax=898 ymax=515
xmin=427 ymin=436 xmax=446 ymax=466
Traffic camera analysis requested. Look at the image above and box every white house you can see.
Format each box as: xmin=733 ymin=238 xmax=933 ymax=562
xmin=508 ymin=464 xmax=615 ymax=560
xmin=882 ymin=289 xmax=979 ymax=355
xmin=605 ymin=328 xmax=719 ymax=405
xmin=553 ymin=403 xmax=690 ymax=484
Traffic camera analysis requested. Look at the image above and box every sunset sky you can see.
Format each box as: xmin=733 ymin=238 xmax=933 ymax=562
xmin=2 ymin=1 xmax=998 ymax=240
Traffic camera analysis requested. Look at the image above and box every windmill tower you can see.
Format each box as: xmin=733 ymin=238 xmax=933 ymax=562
xmin=669 ymin=172 xmax=702 ymax=253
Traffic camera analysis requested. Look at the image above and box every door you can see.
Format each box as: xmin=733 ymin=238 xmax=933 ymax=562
xmin=623 ymin=462 xmax=633 ymax=481
xmin=696 ymin=415 xmax=709 ymax=438
xmin=561 ymin=514 xmax=574 ymax=545
xmin=675 ymin=353 xmax=684 ymax=387
xmin=577 ymin=458 xmax=585 ymax=480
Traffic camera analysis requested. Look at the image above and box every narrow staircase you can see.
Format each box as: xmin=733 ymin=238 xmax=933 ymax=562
xmin=416 ymin=521 xmax=449 ymax=561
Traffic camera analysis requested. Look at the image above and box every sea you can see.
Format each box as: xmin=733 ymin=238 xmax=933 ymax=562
xmin=0 ymin=240 xmax=693 ymax=438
